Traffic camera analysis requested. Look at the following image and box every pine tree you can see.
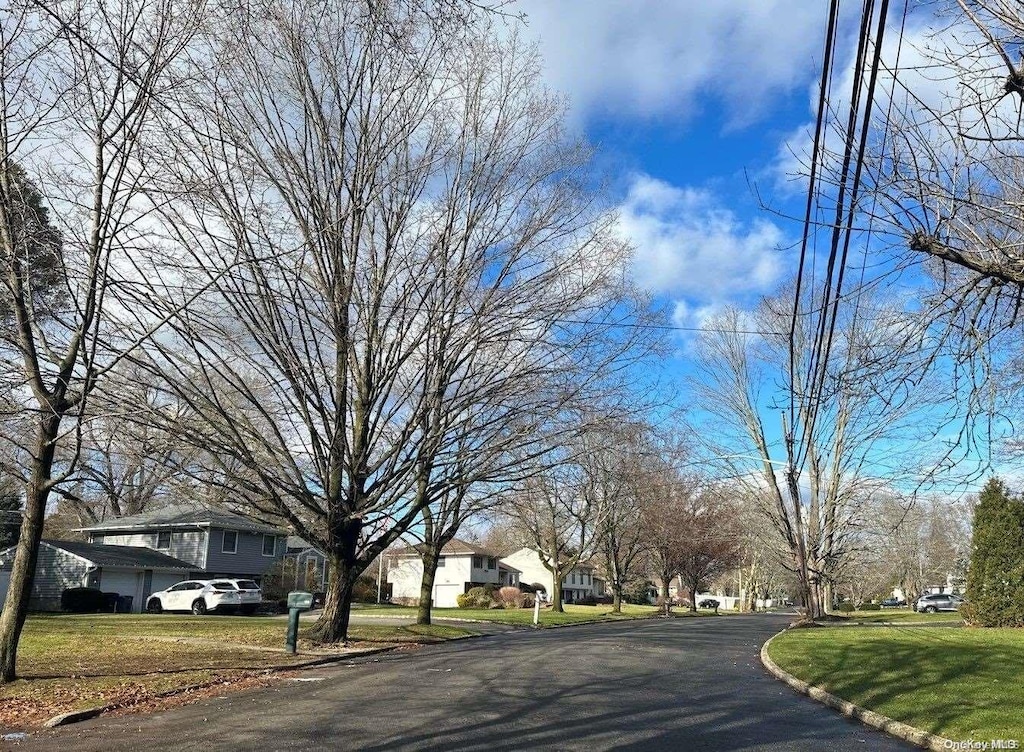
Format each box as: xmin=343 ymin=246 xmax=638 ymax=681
xmin=964 ymin=477 xmax=1024 ymax=627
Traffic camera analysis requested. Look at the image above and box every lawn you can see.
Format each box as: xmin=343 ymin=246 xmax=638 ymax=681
xmin=353 ymin=602 xmax=661 ymax=625
xmin=767 ymin=624 xmax=1024 ymax=741
xmin=842 ymin=609 xmax=963 ymax=624
xmin=0 ymin=614 xmax=473 ymax=730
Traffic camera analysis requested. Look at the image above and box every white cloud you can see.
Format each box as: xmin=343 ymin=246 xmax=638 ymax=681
xmin=618 ymin=174 xmax=785 ymax=300
xmin=516 ymin=0 xmax=825 ymax=123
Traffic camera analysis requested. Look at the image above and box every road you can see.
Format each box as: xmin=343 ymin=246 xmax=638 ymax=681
xmin=12 ymin=613 xmax=913 ymax=751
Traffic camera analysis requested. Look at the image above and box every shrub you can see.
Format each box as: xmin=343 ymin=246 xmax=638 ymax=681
xmin=496 ymin=586 xmax=526 ymax=609
xmin=835 ymin=601 xmax=856 ymax=613
xmin=575 ymin=596 xmax=597 ymax=606
xmin=858 ymin=602 xmax=881 ymax=611
xmin=521 ymin=592 xmax=536 ymax=608
xmin=457 ymin=586 xmax=495 ymax=608
xmin=61 ymin=587 xmax=105 ymax=613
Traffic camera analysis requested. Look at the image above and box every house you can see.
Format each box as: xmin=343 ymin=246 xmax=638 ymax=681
xmin=0 ymin=539 xmax=193 ymax=613
xmin=79 ymin=505 xmax=288 ymax=581
xmin=283 ymin=536 xmax=328 ymax=592
xmin=387 ymin=539 xmax=521 ymax=607
xmin=499 ymin=548 xmax=598 ymax=604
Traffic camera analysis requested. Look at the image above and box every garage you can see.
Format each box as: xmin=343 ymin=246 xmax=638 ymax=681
xmin=98 ymin=569 xmax=145 ymax=611
xmin=432 ymin=583 xmax=462 ymax=608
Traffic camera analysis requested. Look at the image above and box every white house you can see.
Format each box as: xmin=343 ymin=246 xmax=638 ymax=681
xmin=387 ymin=539 xmax=521 ymax=608
xmin=499 ymin=548 xmax=599 ymax=604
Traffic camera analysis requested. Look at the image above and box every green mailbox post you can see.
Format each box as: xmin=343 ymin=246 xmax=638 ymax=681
xmin=286 ymin=591 xmax=314 ymax=654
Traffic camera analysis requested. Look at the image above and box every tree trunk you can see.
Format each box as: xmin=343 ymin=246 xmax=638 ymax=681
xmin=689 ymin=584 xmax=698 ymax=613
xmin=612 ymin=586 xmax=622 ymax=614
xmin=550 ymin=570 xmax=564 ymax=613
xmin=0 ymin=414 xmax=60 ymax=683
xmin=417 ymin=547 xmax=440 ymax=626
xmin=308 ymin=550 xmax=357 ymax=643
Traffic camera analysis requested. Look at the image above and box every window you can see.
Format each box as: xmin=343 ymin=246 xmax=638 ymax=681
xmin=436 ymin=556 xmax=446 ymax=568
xmin=262 ymin=534 xmax=276 ymax=557
xmin=487 ymin=557 xmax=496 ymax=569
xmin=92 ymin=534 xmax=105 ymax=545
xmin=212 ymin=581 xmax=236 ymax=590
xmin=156 ymin=531 xmax=171 ymax=550
xmin=473 ymin=556 xmax=483 ymax=568
xmin=169 ymin=582 xmax=195 ymax=592
xmin=222 ymin=530 xmax=237 ymax=554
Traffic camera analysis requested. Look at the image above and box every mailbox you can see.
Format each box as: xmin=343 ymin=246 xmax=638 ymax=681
xmin=285 ymin=590 xmax=314 ymax=654
xmin=288 ymin=591 xmax=314 ymax=610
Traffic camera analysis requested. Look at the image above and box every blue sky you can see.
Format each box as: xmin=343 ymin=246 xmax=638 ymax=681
xmin=516 ymin=0 xmax=830 ymax=339
xmin=512 ymin=1 xmax=1019 ymax=490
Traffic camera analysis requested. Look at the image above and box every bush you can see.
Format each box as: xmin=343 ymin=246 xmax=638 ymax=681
xmin=457 ymin=586 xmax=495 ymax=609
xmin=496 ymin=586 xmax=527 ymax=609
xmin=575 ymin=596 xmax=598 ymax=606
xmin=623 ymin=580 xmax=654 ymax=605
xmin=61 ymin=587 xmax=105 ymax=613
xmin=858 ymin=602 xmax=881 ymax=611
xmin=835 ymin=601 xmax=856 ymax=613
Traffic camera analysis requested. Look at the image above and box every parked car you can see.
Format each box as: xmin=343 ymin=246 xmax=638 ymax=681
xmin=146 ymin=579 xmax=262 ymax=615
xmin=913 ymin=593 xmax=964 ymax=613
xmin=698 ymin=599 xmax=720 ymax=609
xmin=880 ymin=597 xmax=906 ymax=608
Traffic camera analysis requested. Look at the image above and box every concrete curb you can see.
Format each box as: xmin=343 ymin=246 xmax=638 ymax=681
xmin=760 ymin=631 xmax=952 ymax=751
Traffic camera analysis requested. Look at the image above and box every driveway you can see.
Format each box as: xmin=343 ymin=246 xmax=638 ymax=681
xmin=13 ymin=614 xmax=912 ymax=751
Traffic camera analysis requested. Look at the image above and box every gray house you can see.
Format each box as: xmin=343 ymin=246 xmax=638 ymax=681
xmin=80 ymin=505 xmax=288 ymax=581
xmin=0 ymin=540 xmax=193 ymax=613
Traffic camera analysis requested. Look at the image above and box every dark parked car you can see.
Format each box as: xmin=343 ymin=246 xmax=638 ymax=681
xmin=880 ymin=597 xmax=906 ymax=608
xmin=914 ymin=593 xmax=964 ymax=613
xmin=698 ymin=599 xmax=720 ymax=609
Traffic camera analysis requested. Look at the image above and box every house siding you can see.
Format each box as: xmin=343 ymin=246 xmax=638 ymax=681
xmin=96 ymin=530 xmax=207 ymax=569
xmin=28 ymin=544 xmax=91 ymax=611
xmin=204 ymin=529 xmax=285 ymax=578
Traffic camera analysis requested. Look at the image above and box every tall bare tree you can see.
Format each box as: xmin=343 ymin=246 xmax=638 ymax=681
xmin=133 ymin=0 xmax=652 ymax=642
xmin=690 ymin=291 xmax=936 ymax=619
xmin=0 ymin=0 xmax=203 ymax=682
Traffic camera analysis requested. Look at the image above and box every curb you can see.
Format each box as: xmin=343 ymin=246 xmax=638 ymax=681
xmin=760 ymin=631 xmax=952 ymax=751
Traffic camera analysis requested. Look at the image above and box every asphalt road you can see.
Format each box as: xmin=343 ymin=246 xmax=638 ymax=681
xmin=12 ymin=613 xmax=913 ymax=751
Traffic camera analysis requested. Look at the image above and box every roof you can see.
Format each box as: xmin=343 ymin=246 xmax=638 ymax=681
xmin=0 ymin=540 xmax=194 ymax=570
xmin=79 ymin=505 xmax=287 ymax=536
xmin=390 ymin=538 xmax=501 ymax=559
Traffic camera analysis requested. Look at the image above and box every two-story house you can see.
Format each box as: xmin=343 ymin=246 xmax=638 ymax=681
xmin=500 ymin=547 xmax=598 ymax=604
xmin=80 ymin=505 xmax=288 ymax=582
xmin=387 ymin=539 xmax=521 ymax=607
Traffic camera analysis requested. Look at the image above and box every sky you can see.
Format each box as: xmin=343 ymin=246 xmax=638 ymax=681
xmin=515 ymin=0 xmax=830 ymax=341
xmin=510 ymin=1 xmax=1019 ymax=491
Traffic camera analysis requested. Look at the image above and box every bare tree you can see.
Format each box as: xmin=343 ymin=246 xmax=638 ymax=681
xmin=133 ymin=0 xmax=652 ymax=642
xmin=690 ymin=291 xmax=937 ymax=619
xmin=506 ymin=439 xmax=603 ymax=613
xmin=673 ymin=486 xmax=742 ymax=613
xmin=592 ymin=423 xmax=654 ymax=614
xmin=0 ymin=0 xmax=202 ymax=682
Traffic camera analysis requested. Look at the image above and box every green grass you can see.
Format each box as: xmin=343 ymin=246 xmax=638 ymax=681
xmin=1 ymin=613 xmax=473 ymax=729
xmin=768 ymin=625 xmax=1024 ymax=741
xmin=354 ymin=602 xmax=660 ymax=626
xmin=842 ymin=609 xmax=964 ymax=624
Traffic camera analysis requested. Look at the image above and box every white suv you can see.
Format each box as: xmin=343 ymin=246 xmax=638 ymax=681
xmin=146 ymin=579 xmax=262 ymax=615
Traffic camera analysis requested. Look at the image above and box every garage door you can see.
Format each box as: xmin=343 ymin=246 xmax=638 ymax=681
xmin=99 ymin=569 xmax=143 ymax=612
xmin=432 ymin=583 xmax=461 ymax=608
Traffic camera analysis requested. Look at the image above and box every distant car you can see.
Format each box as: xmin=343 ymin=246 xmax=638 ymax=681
xmin=698 ymin=599 xmax=720 ymax=609
xmin=146 ymin=579 xmax=262 ymax=615
xmin=914 ymin=593 xmax=964 ymax=613
xmin=880 ymin=597 xmax=906 ymax=608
